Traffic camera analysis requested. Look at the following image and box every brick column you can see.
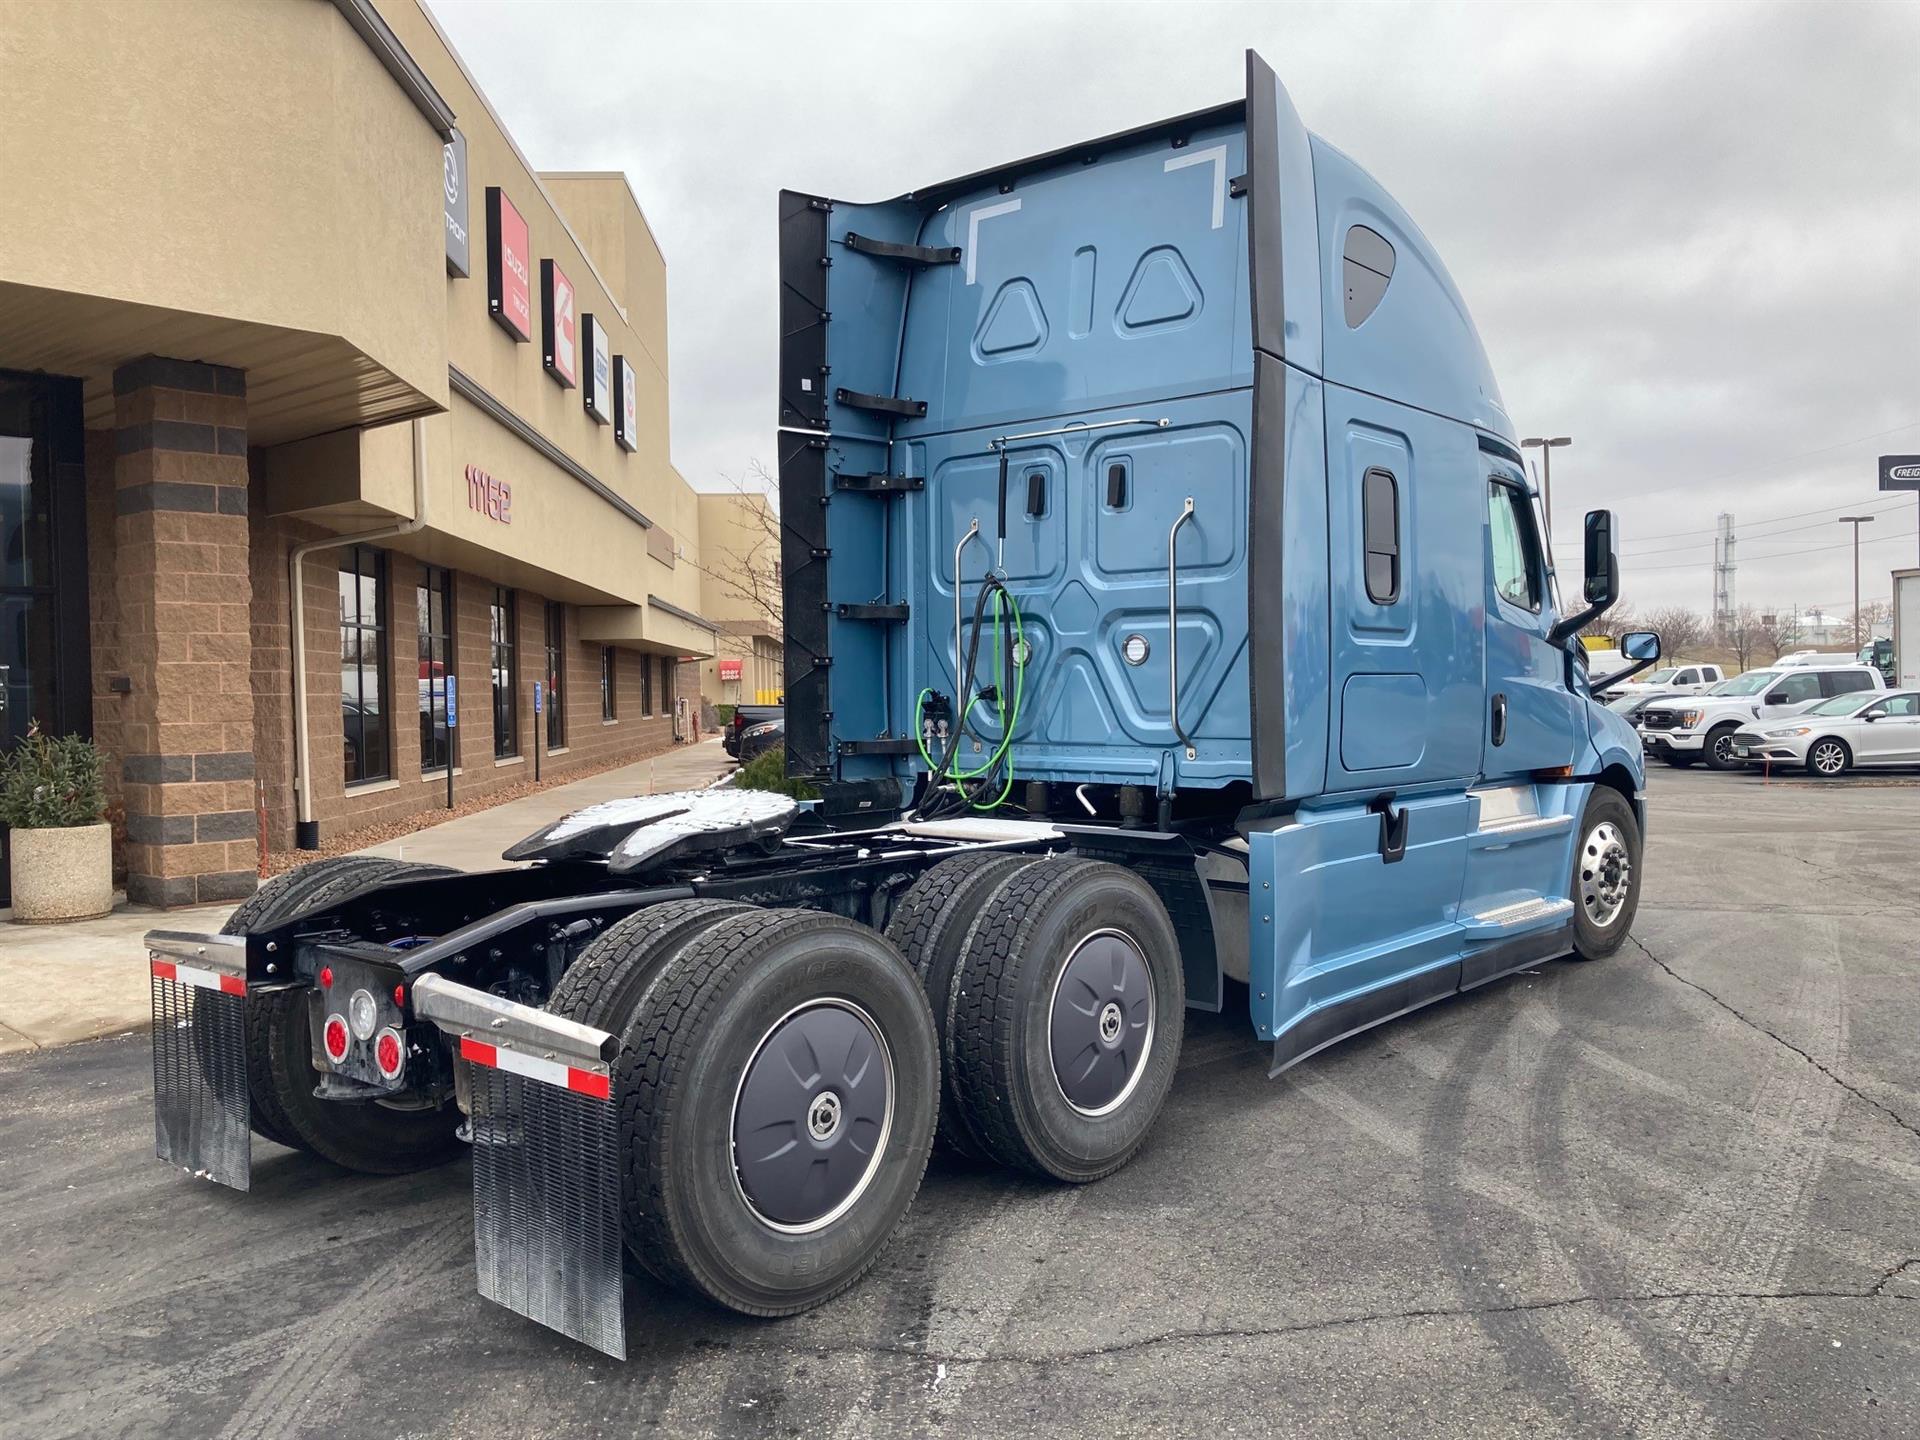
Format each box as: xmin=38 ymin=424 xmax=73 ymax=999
xmin=113 ymin=356 xmax=257 ymax=907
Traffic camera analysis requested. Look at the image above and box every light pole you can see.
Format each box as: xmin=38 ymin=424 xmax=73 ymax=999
xmin=1521 ymin=436 xmax=1571 ymax=541
xmin=1838 ymin=515 xmax=1874 ymax=647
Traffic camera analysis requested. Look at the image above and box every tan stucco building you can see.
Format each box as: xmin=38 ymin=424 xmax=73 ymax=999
xmin=696 ymin=492 xmax=785 ymax=707
xmin=0 ymin=0 xmax=727 ymax=904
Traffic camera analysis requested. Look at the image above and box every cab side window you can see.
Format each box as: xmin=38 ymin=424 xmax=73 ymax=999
xmin=1487 ymin=479 xmax=1542 ymax=612
xmin=1770 ymin=673 xmax=1821 ymax=704
xmin=1819 ymin=669 xmax=1873 ymax=699
xmin=1882 ymin=694 xmax=1920 ymax=717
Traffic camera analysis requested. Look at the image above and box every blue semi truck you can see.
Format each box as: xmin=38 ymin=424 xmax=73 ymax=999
xmin=145 ymin=54 xmax=1660 ymax=1359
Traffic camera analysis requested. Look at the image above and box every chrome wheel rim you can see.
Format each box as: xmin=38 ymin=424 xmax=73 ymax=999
xmin=731 ymin=999 xmax=894 ymax=1234
xmin=1047 ymin=928 xmax=1156 ymax=1118
xmin=1711 ymin=732 xmax=1736 ymax=765
xmin=1579 ymin=820 xmax=1633 ymax=930
xmin=1812 ymin=742 xmax=1845 ymax=776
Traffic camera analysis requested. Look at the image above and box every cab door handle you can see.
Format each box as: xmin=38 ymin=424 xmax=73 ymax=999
xmin=1491 ymin=692 xmax=1508 ymax=746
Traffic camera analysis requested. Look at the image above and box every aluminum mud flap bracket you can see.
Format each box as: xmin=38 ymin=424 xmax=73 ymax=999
xmin=148 ymin=931 xmax=253 ymax=1191
xmin=411 ymin=973 xmax=626 ymax=1360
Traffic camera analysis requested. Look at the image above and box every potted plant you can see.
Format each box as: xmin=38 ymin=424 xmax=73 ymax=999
xmin=0 ymin=725 xmax=111 ymax=923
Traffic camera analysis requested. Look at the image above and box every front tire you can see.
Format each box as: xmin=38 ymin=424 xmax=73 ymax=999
xmin=1569 ymin=788 xmax=1641 ymax=960
xmin=949 ymin=858 xmax=1184 ymax=1182
xmin=619 ymin=909 xmax=938 ymax=1316
xmin=1702 ymin=724 xmax=1742 ymax=771
xmin=1806 ymin=738 xmax=1851 ymax=778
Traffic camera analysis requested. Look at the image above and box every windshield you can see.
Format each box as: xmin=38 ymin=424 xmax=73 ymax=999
xmin=1803 ymin=694 xmax=1870 ymax=717
xmin=1719 ymin=671 xmax=1776 ymax=696
xmin=1606 ymin=695 xmax=1641 ymax=714
xmin=1643 ymin=668 xmax=1678 ymax=684
xmin=1706 ymin=679 xmax=1738 ymax=694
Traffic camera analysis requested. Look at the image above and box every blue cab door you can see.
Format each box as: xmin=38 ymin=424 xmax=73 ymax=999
xmin=1481 ymin=468 xmax=1581 ymax=777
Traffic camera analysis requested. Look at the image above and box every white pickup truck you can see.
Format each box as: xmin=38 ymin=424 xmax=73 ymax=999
xmin=1607 ymin=662 xmax=1725 ymax=698
xmin=1638 ymin=662 xmax=1887 ymax=769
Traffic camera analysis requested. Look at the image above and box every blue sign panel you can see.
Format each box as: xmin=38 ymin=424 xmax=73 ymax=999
xmin=445 ymin=674 xmax=458 ymax=727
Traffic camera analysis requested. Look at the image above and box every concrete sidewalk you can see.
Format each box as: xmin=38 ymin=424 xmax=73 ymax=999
xmin=0 ymin=738 xmax=733 ymax=1055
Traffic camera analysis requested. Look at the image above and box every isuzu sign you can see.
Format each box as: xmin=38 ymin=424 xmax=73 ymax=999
xmin=486 ymin=188 xmax=532 ymax=341
xmin=443 ymin=129 xmax=470 ymax=277
xmin=1879 ymin=455 xmax=1920 ymax=490
xmin=615 ymin=355 xmax=639 ymax=453
xmin=583 ymin=315 xmax=612 ymax=424
xmin=542 ymin=260 xmax=579 ymax=388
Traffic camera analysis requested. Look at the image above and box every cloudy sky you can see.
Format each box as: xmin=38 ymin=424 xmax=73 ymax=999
xmin=429 ymin=0 xmax=1918 ymax=618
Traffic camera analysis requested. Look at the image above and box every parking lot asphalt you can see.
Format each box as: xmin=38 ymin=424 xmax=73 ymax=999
xmin=2 ymin=768 xmax=1915 ymax=1439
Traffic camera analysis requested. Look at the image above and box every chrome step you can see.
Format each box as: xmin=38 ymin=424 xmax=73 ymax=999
xmin=1463 ymin=895 xmax=1575 ymax=936
xmin=1474 ymin=813 xmax=1570 ymax=839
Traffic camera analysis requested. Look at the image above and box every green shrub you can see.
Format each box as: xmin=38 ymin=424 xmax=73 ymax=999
xmin=732 ymin=745 xmax=818 ymax=801
xmin=715 ymin=703 xmax=736 ymax=725
xmin=0 ymin=725 xmax=107 ymax=829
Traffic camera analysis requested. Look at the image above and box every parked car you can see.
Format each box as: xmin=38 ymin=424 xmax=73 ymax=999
xmin=736 ymin=715 xmax=786 ymax=763
xmin=1638 ymin=663 xmax=1887 ymax=770
xmin=1608 ymin=663 xmax=1724 ymax=698
xmin=1731 ymin=690 xmax=1920 ymax=777
xmin=722 ymin=703 xmax=782 ymax=757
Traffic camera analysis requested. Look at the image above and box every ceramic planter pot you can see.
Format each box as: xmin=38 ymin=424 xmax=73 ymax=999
xmin=9 ymin=821 xmax=112 ymax=923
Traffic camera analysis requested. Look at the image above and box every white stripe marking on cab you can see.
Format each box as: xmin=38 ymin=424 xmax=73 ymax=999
xmin=1164 ymin=144 xmax=1228 ymax=230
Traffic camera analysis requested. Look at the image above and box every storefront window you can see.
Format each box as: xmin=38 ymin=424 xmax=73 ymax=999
xmin=660 ymin=656 xmax=675 ymax=720
xmin=418 ymin=566 xmax=454 ymax=773
xmin=601 ymin=646 xmax=616 ymax=721
xmin=641 ymin=652 xmax=653 ymax=715
xmin=341 ymin=546 xmax=389 ymax=784
xmin=491 ymin=587 xmax=517 ymax=758
xmin=544 ymin=602 xmax=565 ymax=749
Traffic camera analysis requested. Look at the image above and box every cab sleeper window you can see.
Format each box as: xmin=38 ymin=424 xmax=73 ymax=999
xmin=1487 ymin=478 xmax=1542 ymax=611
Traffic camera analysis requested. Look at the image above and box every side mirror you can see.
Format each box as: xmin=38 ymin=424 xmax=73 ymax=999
xmin=1861 ymin=711 xmax=1880 ymax=722
xmin=1583 ymin=509 xmax=1618 ymax=607
xmin=1620 ymin=631 xmax=1660 ymax=662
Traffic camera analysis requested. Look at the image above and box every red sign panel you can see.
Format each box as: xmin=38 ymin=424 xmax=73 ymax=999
xmin=542 ymin=259 xmax=578 ymax=388
xmin=718 ymin=658 xmax=744 ymax=682
xmin=465 ymin=464 xmax=512 ymax=524
xmin=486 ymin=188 xmax=532 ymax=341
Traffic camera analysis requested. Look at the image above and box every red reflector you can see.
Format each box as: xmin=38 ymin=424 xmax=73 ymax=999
xmin=323 ymin=1015 xmax=350 ymax=1062
xmin=567 ymin=1068 xmax=611 ymax=1100
xmin=460 ymin=1036 xmax=498 ymax=1068
xmin=218 ymin=974 xmax=246 ymax=997
xmin=375 ymin=1030 xmax=403 ymax=1079
xmin=151 ymin=959 xmax=178 ymax=981
xmin=393 ymin=983 xmax=406 ymax=1008
xmin=319 ymin=966 xmax=334 ymax=989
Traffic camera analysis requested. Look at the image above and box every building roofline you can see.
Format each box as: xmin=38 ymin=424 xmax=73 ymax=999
xmin=539 ymin=171 xmax=666 ymax=264
xmin=403 ymin=0 xmax=644 ymax=321
xmin=330 ymin=0 xmax=457 ymax=139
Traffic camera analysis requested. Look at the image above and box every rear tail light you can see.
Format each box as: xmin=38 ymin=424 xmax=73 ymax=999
xmin=374 ymin=1028 xmax=405 ymax=1081
xmin=322 ymin=1015 xmax=351 ymax=1063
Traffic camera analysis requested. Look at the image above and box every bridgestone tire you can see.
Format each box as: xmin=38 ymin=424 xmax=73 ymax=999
xmin=219 ymin=857 xmax=458 ymax=1166
xmin=620 ymin=908 xmax=938 ymax=1316
xmin=545 ymin=898 xmax=751 ymax=1280
xmin=883 ymin=852 xmax=1034 ymax=1160
xmin=1702 ymin=723 xmax=1742 ymax=771
xmin=1569 ymin=787 xmax=1642 ymax=962
xmin=949 ymin=857 xmax=1184 ymax=1183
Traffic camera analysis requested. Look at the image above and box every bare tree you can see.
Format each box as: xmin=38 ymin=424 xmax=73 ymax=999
xmin=1643 ymin=605 xmax=1706 ymax=658
xmin=690 ymin=460 xmax=782 ymax=629
xmin=1724 ymin=604 xmax=1764 ymax=671
xmin=1577 ymin=600 xmax=1635 ymax=642
xmin=1852 ymin=599 xmax=1893 ymax=645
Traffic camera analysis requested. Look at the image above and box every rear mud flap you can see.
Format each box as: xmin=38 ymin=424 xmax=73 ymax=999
xmin=147 ymin=932 xmax=252 ymax=1191
xmin=413 ymin=973 xmax=625 ymax=1359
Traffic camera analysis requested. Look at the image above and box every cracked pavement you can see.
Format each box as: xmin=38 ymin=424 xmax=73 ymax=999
xmin=2 ymin=766 xmax=1916 ymax=1437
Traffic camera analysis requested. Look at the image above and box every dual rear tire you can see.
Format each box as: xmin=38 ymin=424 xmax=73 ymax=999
xmin=549 ymin=854 xmax=1185 ymax=1316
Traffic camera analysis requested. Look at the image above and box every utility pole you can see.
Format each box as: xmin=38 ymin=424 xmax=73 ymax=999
xmin=1838 ymin=515 xmax=1875 ymax=647
xmin=1521 ymin=436 xmax=1571 ymax=542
